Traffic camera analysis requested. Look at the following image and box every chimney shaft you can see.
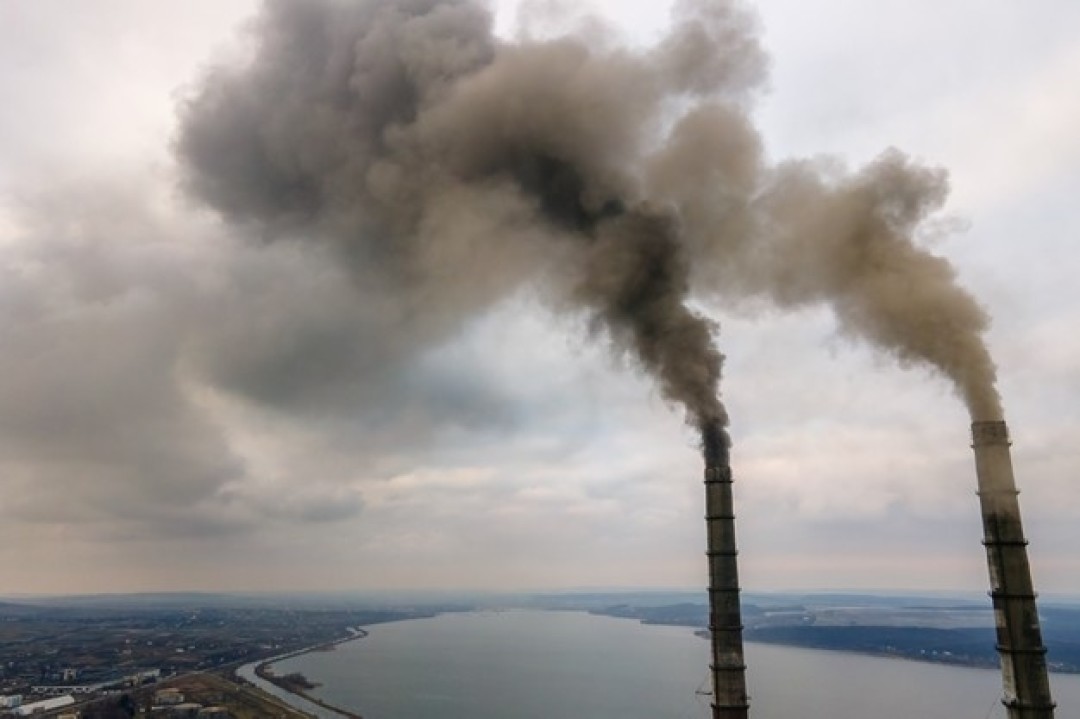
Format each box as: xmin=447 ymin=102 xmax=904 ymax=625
xmin=704 ymin=462 xmax=749 ymax=719
xmin=971 ymin=420 xmax=1055 ymax=719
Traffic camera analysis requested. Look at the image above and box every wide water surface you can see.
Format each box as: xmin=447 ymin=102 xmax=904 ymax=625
xmin=274 ymin=609 xmax=1080 ymax=719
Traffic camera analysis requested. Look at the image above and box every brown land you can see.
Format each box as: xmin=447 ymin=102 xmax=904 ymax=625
xmin=266 ymin=671 xmax=320 ymax=693
xmin=166 ymin=672 xmax=316 ymax=719
xmin=60 ymin=671 xmax=317 ymax=719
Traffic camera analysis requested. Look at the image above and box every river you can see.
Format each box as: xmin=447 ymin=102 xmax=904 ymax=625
xmin=249 ymin=609 xmax=1080 ymax=719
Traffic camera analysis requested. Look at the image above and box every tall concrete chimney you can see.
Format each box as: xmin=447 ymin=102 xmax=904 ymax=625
xmin=704 ymin=455 xmax=749 ymax=718
xmin=971 ymin=420 xmax=1055 ymax=719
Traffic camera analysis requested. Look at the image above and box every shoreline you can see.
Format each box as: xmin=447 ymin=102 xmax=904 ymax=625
xmin=690 ymin=627 xmax=1072 ymax=676
xmin=245 ymin=628 xmax=372 ymax=719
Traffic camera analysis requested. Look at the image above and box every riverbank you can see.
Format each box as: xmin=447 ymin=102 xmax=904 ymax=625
xmin=239 ymin=628 xmax=371 ymax=719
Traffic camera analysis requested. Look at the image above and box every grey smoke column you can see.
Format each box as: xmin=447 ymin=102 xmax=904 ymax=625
xmin=176 ymin=3 xmax=1032 ymax=715
xmin=972 ymin=421 xmax=1055 ymax=719
xmin=703 ymin=424 xmax=748 ymax=719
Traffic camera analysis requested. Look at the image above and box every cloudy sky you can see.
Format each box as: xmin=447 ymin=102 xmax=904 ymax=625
xmin=1 ymin=0 xmax=1078 ymax=596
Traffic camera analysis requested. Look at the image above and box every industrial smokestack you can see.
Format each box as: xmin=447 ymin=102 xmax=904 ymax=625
xmin=972 ymin=420 xmax=1055 ymax=719
xmin=703 ymin=425 xmax=748 ymax=719
xmin=179 ymin=4 xmax=1040 ymax=714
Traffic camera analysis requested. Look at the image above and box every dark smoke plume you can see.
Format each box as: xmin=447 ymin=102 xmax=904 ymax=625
xmin=177 ymin=0 xmax=1001 ymax=461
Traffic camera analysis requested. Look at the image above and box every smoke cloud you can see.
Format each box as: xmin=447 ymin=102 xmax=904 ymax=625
xmin=177 ymin=0 xmax=1002 ymax=471
xmin=736 ymin=154 xmax=1001 ymax=420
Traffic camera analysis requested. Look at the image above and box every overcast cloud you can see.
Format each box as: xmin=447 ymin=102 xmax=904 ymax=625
xmin=1 ymin=0 xmax=1078 ymax=596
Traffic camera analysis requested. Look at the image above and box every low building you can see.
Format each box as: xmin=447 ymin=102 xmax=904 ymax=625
xmin=196 ymin=708 xmax=229 ymax=718
xmin=154 ymin=688 xmax=184 ymax=706
xmin=0 ymin=696 xmax=21 ymax=709
xmin=164 ymin=703 xmax=202 ymax=719
xmin=30 ymin=684 xmax=106 ymax=696
xmin=13 ymin=695 xmax=75 ymax=716
xmin=131 ymin=669 xmax=162 ymax=684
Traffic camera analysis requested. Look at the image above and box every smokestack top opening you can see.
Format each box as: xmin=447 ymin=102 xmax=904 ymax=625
xmin=972 ymin=420 xmax=1010 ymax=447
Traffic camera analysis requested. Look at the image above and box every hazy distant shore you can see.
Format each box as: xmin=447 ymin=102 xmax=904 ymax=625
xmin=586 ymin=600 xmax=1080 ymax=674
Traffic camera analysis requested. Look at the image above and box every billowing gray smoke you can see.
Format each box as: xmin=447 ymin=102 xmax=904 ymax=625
xmin=177 ymin=0 xmax=1001 ymax=458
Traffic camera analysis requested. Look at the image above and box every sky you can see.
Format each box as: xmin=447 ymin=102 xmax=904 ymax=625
xmin=1 ymin=0 xmax=1078 ymax=596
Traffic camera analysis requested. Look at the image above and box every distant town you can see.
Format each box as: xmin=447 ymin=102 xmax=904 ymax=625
xmin=2 ymin=590 xmax=1080 ymax=717
xmin=0 ymin=594 xmax=444 ymax=717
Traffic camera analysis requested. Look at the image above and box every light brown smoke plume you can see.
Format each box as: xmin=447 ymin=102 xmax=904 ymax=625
xmin=177 ymin=0 xmax=1002 ymax=454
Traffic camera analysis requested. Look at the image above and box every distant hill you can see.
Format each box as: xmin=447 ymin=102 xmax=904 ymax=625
xmin=0 ymin=590 xmax=479 ymax=612
xmin=0 ymin=600 xmax=48 ymax=616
